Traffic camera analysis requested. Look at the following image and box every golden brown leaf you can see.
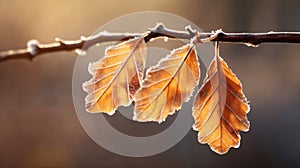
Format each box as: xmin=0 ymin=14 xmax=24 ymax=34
xmin=133 ymin=44 xmax=200 ymax=123
xmin=192 ymin=44 xmax=250 ymax=155
xmin=83 ymin=37 xmax=146 ymax=114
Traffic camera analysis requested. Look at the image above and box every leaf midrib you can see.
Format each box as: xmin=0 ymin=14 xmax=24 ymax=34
xmin=96 ymin=38 xmax=144 ymax=103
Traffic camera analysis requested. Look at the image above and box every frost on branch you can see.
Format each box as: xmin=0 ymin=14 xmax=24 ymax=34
xmin=27 ymin=39 xmax=39 ymax=56
xmin=1 ymin=24 xmax=299 ymax=63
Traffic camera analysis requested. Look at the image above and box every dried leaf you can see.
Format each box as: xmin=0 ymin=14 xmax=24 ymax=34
xmin=83 ymin=37 xmax=146 ymax=114
xmin=192 ymin=44 xmax=250 ymax=155
xmin=134 ymin=44 xmax=200 ymax=123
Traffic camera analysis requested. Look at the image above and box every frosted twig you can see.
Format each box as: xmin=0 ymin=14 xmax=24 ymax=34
xmin=0 ymin=23 xmax=299 ymax=62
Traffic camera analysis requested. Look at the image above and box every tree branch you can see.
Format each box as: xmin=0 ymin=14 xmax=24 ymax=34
xmin=1 ymin=23 xmax=299 ymax=63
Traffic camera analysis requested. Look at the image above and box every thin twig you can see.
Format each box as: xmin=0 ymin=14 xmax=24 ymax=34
xmin=0 ymin=23 xmax=299 ymax=62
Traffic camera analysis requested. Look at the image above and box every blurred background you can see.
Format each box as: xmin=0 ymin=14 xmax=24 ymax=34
xmin=0 ymin=0 xmax=299 ymax=167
